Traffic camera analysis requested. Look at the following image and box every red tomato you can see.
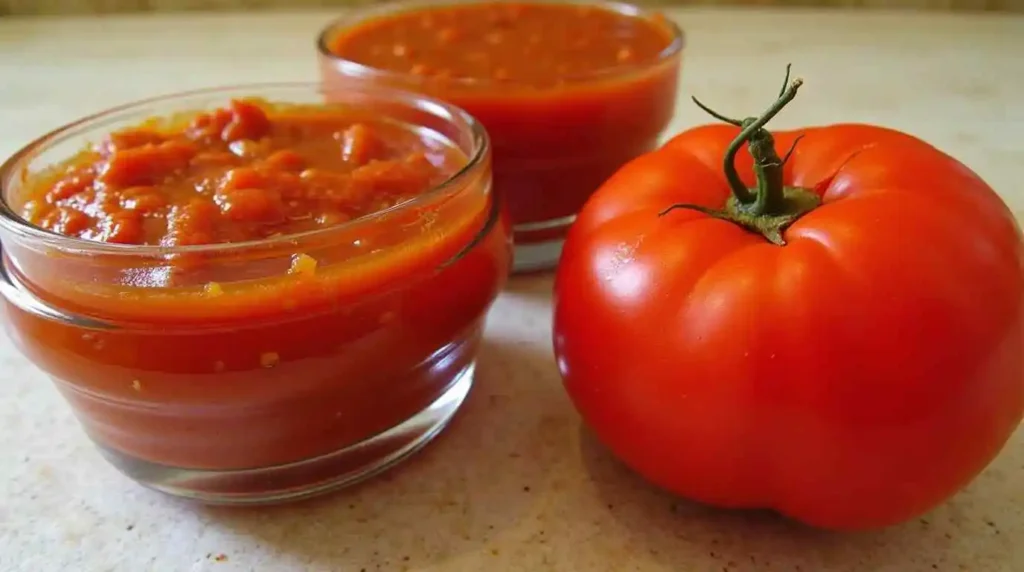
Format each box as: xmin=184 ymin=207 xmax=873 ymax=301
xmin=552 ymin=72 xmax=1024 ymax=531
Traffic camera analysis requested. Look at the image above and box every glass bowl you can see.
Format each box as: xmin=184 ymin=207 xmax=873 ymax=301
xmin=317 ymin=0 xmax=684 ymax=272
xmin=0 ymin=83 xmax=511 ymax=505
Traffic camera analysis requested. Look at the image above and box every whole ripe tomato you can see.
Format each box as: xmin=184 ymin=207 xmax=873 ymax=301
xmin=552 ymin=68 xmax=1024 ymax=531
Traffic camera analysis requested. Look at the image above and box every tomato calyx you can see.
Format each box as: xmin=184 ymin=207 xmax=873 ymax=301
xmin=661 ymin=65 xmax=821 ymax=246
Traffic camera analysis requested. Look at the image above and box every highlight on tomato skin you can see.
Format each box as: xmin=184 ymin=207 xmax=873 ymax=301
xmin=551 ymin=66 xmax=1024 ymax=531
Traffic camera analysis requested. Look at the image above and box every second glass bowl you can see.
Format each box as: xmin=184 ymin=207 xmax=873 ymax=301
xmin=317 ymin=0 xmax=684 ymax=272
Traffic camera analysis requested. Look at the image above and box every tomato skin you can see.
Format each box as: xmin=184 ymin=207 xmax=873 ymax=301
xmin=552 ymin=122 xmax=1024 ymax=531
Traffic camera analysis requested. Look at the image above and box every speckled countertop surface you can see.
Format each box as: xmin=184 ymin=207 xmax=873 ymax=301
xmin=0 ymin=8 xmax=1023 ymax=572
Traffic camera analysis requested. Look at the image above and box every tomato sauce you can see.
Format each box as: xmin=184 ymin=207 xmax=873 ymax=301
xmin=3 ymin=98 xmax=509 ymax=473
xmin=20 ymin=99 xmax=461 ymax=247
xmin=320 ymin=1 xmax=682 ymax=265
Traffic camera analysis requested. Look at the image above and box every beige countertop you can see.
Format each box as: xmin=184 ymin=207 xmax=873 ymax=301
xmin=3 ymin=0 xmax=1023 ymax=17
xmin=1 ymin=7 xmax=1023 ymax=572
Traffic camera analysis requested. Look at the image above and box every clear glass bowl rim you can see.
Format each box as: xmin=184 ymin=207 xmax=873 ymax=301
xmin=316 ymin=0 xmax=686 ymax=89
xmin=0 ymin=81 xmax=491 ymax=257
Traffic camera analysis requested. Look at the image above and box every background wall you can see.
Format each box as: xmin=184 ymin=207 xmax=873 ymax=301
xmin=2 ymin=0 xmax=1020 ymax=16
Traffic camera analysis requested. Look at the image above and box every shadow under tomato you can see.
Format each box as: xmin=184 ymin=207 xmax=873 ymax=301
xmin=578 ymin=424 xmax=1024 ymax=572
xmin=200 ymin=337 xmax=573 ymax=570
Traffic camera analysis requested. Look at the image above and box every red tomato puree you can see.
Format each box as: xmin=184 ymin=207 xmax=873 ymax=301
xmin=6 ymin=99 xmax=508 ymax=470
xmin=321 ymin=1 xmax=680 ymax=243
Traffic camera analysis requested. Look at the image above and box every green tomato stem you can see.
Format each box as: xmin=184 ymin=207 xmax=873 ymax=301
xmin=662 ymin=65 xmax=822 ymax=246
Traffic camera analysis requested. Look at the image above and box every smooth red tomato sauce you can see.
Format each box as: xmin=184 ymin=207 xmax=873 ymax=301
xmin=19 ymin=99 xmax=462 ymax=247
xmin=4 ymin=99 xmax=509 ymax=472
xmin=328 ymin=2 xmax=672 ymax=85
xmin=321 ymin=2 xmax=681 ymax=243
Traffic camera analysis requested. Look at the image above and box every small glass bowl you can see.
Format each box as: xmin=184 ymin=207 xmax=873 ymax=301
xmin=0 ymin=83 xmax=511 ymax=505
xmin=317 ymin=0 xmax=684 ymax=273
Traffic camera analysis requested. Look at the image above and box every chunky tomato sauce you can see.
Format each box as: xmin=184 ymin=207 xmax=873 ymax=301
xmin=20 ymin=99 xmax=461 ymax=247
xmin=4 ymin=99 xmax=510 ymax=472
xmin=321 ymin=1 xmax=681 ymax=247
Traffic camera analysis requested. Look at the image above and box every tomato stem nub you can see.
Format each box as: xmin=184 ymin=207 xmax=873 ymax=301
xmin=661 ymin=64 xmax=822 ymax=246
